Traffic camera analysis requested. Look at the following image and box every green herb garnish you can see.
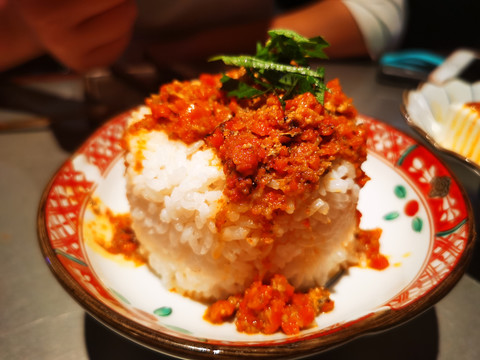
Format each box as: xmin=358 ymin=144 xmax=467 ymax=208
xmin=209 ymin=29 xmax=329 ymax=104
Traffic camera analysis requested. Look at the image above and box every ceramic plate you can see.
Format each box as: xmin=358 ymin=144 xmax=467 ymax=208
xmin=37 ymin=112 xmax=475 ymax=359
xmin=402 ymin=79 xmax=480 ymax=175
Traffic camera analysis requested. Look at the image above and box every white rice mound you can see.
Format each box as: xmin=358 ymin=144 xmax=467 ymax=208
xmin=125 ymin=107 xmax=361 ymax=301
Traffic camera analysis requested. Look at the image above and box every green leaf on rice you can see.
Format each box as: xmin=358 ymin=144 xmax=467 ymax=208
xmin=209 ymin=29 xmax=329 ymax=104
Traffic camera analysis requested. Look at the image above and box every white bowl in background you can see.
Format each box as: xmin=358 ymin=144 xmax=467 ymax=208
xmin=402 ymin=79 xmax=480 ymax=175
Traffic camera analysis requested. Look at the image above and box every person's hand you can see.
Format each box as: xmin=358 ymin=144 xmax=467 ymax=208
xmin=16 ymin=0 xmax=137 ymax=72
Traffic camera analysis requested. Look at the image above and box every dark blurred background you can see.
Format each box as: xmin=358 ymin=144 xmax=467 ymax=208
xmin=3 ymin=0 xmax=480 ymax=80
xmin=401 ymin=0 xmax=480 ymax=53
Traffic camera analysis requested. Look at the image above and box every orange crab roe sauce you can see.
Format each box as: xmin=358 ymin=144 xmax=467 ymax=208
xmin=356 ymin=228 xmax=389 ymax=270
xmin=126 ymin=71 xmax=388 ymax=334
xmin=103 ymin=210 xmax=144 ymax=264
xmin=129 ymin=72 xmax=369 ymax=239
xmin=204 ymin=274 xmax=333 ymax=335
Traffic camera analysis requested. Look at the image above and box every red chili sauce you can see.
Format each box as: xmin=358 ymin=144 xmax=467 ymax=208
xmin=204 ymin=274 xmax=333 ymax=335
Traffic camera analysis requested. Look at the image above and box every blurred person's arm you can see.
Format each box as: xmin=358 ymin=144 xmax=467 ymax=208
xmin=0 ymin=0 xmax=137 ymax=72
xmin=341 ymin=0 xmax=406 ymax=59
xmin=0 ymin=1 xmax=44 ymax=71
xmin=1 ymin=0 xmax=406 ymax=72
xmin=147 ymin=0 xmax=406 ymax=66
xmin=272 ymin=0 xmax=406 ymax=59
xmin=272 ymin=0 xmax=369 ymax=58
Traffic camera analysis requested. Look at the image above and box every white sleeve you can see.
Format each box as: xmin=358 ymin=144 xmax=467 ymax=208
xmin=341 ymin=0 xmax=407 ymax=59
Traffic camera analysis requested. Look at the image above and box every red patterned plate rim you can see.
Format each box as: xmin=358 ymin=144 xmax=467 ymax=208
xmin=37 ymin=110 xmax=476 ymax=359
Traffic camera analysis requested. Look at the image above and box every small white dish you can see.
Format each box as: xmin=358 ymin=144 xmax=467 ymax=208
xmin=402 ymin=79 xmax=480 ymax=175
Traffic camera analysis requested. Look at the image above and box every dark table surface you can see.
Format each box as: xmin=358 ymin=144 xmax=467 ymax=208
xmin=1 ymin=60 xmax=478 ymax=359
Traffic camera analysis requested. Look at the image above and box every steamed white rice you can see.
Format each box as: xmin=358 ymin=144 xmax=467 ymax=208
xmin=125 ymin=106 xmax=361 ymax=301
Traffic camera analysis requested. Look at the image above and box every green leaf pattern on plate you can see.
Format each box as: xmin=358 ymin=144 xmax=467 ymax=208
xmin=385 ymin=185 xmax=423 ymax=233
xmin=163 ymin=323 xmax=193 ymax=335
xmin=412 ymin=217 xmax=423 ymax=232
xmin=384 ymin=211 xmax=400 ymax=220
xmin=154 ymin=307 xmax=172 ymax=317
xmin=110 ymin=288 xmax=131 ymax=304
xmin=394 ymin=185 xmax=407 ymax=199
